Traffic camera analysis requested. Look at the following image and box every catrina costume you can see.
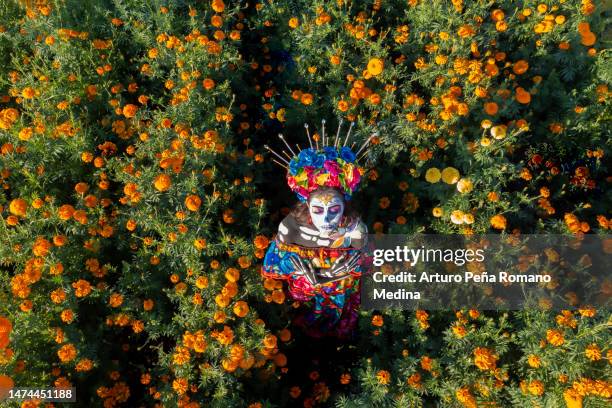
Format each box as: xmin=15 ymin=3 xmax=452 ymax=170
xmin=262 ymin=220 xmax=366 ymax=339
xmin=261 ymin=120 xmax=376 ymax=339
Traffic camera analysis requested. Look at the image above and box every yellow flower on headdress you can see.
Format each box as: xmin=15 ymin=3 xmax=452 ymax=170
xmin=343 ymin=163 xmax=355 ymax=181
xmin=295 ymin=171 xmax=308 ymax=183
xmin=315 ymin=173 xmax=330 ymax=185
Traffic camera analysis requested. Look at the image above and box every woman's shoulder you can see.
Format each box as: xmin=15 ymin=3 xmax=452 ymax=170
xmin=346 ymin=216 xmax=368 ymax=236
xmin=277 ymin=214 xmax=298 ymax=241
xmin=277 ymin=214 xmax=318 ymax=245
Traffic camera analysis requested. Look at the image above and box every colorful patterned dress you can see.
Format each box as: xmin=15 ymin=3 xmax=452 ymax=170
xmin=261 ymin=234 xmax=365 ymax=340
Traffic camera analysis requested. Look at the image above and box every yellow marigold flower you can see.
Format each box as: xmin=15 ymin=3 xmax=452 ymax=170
xmin=490 ymin=124 xmax=507 ymax=139
xmin=456 ymin=387 xmax=476 ymax=405
xmin=462 ymin=213 xmax=474 ymax=224
xmin=452 ymin=324 xmax=467 ymax=338
xmin=451 ymin=210 xmax=465 ymax=225
xmin=367 ymin=58 xmax=384 ymax=76
xmin=527 ymin=354 xmax=541 ymax=368
xmin=194 ymin=238 xmax=207 ymax=250
xmin=563 ymin=388 xmax=583 ymax=408
xmin=585 ymin=343 xmax=601 ymax=361
xmin=288 ymin=17 xmax=299 ymax=29
xmin=425 ymin=167 xmax=441 ymax=183
xmin=18 ymin=127 xmax=33 ymax=141
xmin=21 ymin=87 xmax=36 ymax=99
xmin=528 ymin=380 xmax=544 ymax=396
xmin=441 ymin=167 xmax=460 ymax=184
xmin=456 ymin=178 xmax=473 ymax=193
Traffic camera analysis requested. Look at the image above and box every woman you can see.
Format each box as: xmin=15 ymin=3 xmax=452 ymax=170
xmin=261 ymin=185 xmax=368 ymax=340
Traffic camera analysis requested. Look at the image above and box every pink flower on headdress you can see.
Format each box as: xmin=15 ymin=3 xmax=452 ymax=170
xmin=346 ymin=166 xmax=362 ymax=190
xmin=304 ymin=166 xmax=315 ymax=177
xmin=287 ymin=176 xmax=298 ymax=189
xmin=328 ymin=174 xmax=341 ymax=188
xmin=323 ymin=160 xmax=340 ymax=176
xmin=295 ymin=185 xmax=310 ymax=198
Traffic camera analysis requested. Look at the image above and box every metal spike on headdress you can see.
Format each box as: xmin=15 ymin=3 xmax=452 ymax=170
xmin=263 ymin=144 xmax=289 ymax=165
xmin=265 ymin=118 xmax=379 ymax=170
xmin=343 ymin=121 xmax=355 ymax=147
xmin=334 ymin=118 xmax=343 ymax=148
xmin=321 ymin=119 xmax=326 ymax=147
xmin=356 ymin=132 xmax=377 ymax=157
xmin=272 ymin=158 xmax=288 ymax=169
xmin=278 ymin=133 xmax=296 ymax=156
xmin=304 ymin=123 xmax=313 ymax=149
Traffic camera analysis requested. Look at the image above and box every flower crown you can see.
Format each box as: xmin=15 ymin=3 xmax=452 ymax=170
xmin=265 ymin=119 xmax=376 ymax=202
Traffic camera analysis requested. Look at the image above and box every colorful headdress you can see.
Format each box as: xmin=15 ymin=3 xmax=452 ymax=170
xmin=264 ymin=119 xmax=377 ymax=202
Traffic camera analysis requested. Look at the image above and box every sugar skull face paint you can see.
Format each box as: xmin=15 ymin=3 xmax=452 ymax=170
xmin=308 ymin=189 xmax=345 ymax=232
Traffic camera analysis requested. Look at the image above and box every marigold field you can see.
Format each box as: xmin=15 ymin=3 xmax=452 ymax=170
xmin=0 ymin=0 xmax=610 ymax=407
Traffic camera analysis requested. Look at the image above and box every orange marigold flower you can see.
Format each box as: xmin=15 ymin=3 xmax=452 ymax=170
xmin=371 ymin=315 xmax=384 ymax=327
xmin=122 ymin=104 xmax=138 ymax=118
xmin=211 ymin=0 xmax=225 ymax=13
xmin=490 ymin=214 xmax=507 ymax=230
xmin=515 ymin=87 xmax=531 ymax=104
xmin=72 ymin=279 xmax=92 ymax=297
xmin=376 ymin=370 xmax=390 ymax=385
xmin=172 ymin=377 xmax=188 ymax=395
xmin=154 ymin=174 xmax=171 ymax=191
xmin=473 ymin=347 xmax=498 ymax=370
xmin=253 ymin=235 xmax=269 ymax=250
xmin=57 ymin=343 xmax=77 ymax=362
xmin=546 ymin=329 xmax=564 ymax=346
xmin=233 ymin=300 xmax=249 ymax=317
xmin=9 ymin=199 xmax=27 ymax=217
xmin=340 ymin=373 xmax=351 ymax=384
xmin=185 ymin=194 xmax=201 ymax=211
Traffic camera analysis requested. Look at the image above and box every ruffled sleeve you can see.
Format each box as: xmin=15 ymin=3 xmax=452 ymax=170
xmin=261 ymin=237 xmax=299 ymax=280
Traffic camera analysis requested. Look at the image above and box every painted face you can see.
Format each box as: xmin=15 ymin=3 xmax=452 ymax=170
xmin=308 ymin=190 xmax=345 ymax=232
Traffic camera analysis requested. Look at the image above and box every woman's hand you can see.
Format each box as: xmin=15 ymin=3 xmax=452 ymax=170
xmin=318 ymin=253 xmax=361 ymax=280
xmin=289 ymin=256 xmax=318 ymax=286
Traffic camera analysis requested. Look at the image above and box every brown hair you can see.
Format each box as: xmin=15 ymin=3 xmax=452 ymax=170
xmin=289 ymin=186 xmax=359 ymax=226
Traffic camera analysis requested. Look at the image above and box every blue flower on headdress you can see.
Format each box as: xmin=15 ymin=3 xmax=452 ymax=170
xmin=289 ymin=158 xmax=300 ymax=175
xmin=323 ymin=146 xmax=338 ymax=160
xmin=297 ymin=148 xmax=317 ymax=167
xmin=340 ymin=146 xmax=356 ymax=163
xmin=314 ymin=152 xmax=325 ymax=167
